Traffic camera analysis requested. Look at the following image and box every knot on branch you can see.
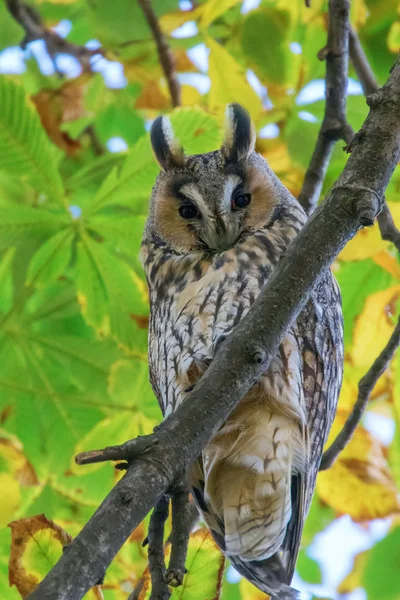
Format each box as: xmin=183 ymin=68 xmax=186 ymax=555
xmin=366 ymin=90 xmax=385 ymax=108
xmin=356 ymin=190 xmax=383 ymax=226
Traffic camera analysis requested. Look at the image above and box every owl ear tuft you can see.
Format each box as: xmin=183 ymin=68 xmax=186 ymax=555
xmin=221 ymin=103 xmax=256 ymax=163
xmin=150 ymin=115 xmax=184 ymax=171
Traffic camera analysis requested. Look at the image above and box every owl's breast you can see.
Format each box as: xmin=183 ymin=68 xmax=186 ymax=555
xmin=148 ymin=237 xmax=278 ymax=416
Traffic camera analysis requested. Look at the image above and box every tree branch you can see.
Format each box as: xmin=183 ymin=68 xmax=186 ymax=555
xmin=27 ymin=58 xmax=400 ymax=600
xmin=5 ymin=0 xmax=101 ymax=70
xmin=137 ymin=0 xmax=181 ymax=107
xmin=349 ymin=27 xmax=400 ymax=251
xmin=147 ymin=496 xmax=171 ymax=600
xmin=298 ymin=0 xmax=354 ymax=214
xmin=320 ymin=315 xmax=400 ymax=470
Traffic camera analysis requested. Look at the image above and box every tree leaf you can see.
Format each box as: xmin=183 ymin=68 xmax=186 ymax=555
xmin=317 ymin=410 xmax=400 ymax=521
xmin=200 ymin=0 xmax=241 ymax=29
xmin=363 ymin=527 xmax=400 ymax=600
xmin=89 ymin=107 xmax=221 ymax=213
xmin=0 ymin=205 xmax=68 ymax=247
xmin=0 ymin=77 xmax=64 ymax=202
xmin=26 ymin=229 xmax=74 ymax=287
xmin=139 ymin=528 xmax=225 ymax=600
xmin=8 ymin=514 xmax=104 ymax=599
xmin=76 ymin=236 xmax=148 ymax=349
xmin=207 ymin=36 xmax=262 ymax=119
xmin=351 ymin=284 xmax=400 ymax=368
xmin=108 ymin=359 xmax=161 ymax=420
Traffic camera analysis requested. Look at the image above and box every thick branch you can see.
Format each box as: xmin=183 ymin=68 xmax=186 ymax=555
xmin=5 ymin=0 xmax=100 ymax=69
xmin=299 ymin=0 xmax=353 ymax=214
xmin=349 ymin=28 xmax=400 ymax=251
xmin=27 ymin=58 xmax=400 ymax=600
xmin=321 ymin=315 xmax=400 ymax=470
xmin=137 ymin=0 xmax=181 ymax=107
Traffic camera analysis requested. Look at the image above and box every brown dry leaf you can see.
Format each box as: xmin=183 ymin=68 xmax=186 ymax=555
xmin=317 ymin=411 xmax=400 ymax=521
xmin=31 ymin=79 xmax=89 ymax=155
xmin=135 ymin=81 xmax=170 ymax=110
xmin=338 ymin=550 xmax=369 ymax=594
xmin=8 ymin=515 xmax=104 ymax=598
xmin=174 ymin=48 xmax=196 ymax=73
xmin=351 ymin=284 xmax=400 ymax=368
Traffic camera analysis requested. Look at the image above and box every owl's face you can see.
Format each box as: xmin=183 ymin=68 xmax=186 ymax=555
xmin=147 ymin=104 xmax=277 ymax=254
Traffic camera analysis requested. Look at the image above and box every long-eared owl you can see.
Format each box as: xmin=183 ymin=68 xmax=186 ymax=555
xmin=140 ymin=104 xmax=343 ymax=599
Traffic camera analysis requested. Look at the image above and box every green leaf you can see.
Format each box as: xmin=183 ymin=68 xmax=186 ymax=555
xmin=26 ymin=229 xmax=74 ymax=287
xmin=335 ymin=259 xmax=394 ymax=346
xmin=0 ymin=3 xmax=24 ymax=52
xmin=0 ymin=77 xmax=64 ymax=202
xmin=95 ymin=104 xmax=145 ymax=146
xmin=140 ymin=529 xmax=225 ymax=600
xmin=363 ymin=527 xmax=400 ymax=600
xmin=108 ymin=359 xmax=161 ymax=420
xmin=296 ymin=550 xmax=322 ymax=585
xmin=0 ymin=205 xmax=68 ymax=247
xmin=76 ymin=236 xmax=148 ymax=349
xmin=241 ymin=7 xmax=300 ymax=93
xmin=89 ymin=107 xmax=222 ymax=214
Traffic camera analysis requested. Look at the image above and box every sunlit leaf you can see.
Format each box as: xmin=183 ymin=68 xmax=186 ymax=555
xmin=0 ymin=206 xmax=68 ymax=247
xmin=317 ymin=411 xmax=400 ymax=521
xmin=139 ymin=528 xmax=225 ymax=600
xmin=338 ymin=550 xmax=369 ymax=594
xmin=0 ymin=77 xmax=64 ymax=201
xmin=8 ymin=514 xmax=103 ymax=598
xmin=26 ymin=229 xmax=73 ymax=287
xmin=363 ymin=527 xmax=400 ymax=600
xmin=200 ymin=0 xmax=241 ymax=29
xmin=352 ymin=285 xmax=400 ymax=368
xmin=207 ymin=37 xmax=262 ymax=119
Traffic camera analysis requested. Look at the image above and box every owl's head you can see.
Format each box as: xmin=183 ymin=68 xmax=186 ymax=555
xmin=146 ymin=104 xmax=279 ymax=254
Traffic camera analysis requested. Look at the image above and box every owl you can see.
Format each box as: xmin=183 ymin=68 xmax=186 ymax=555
xmin=140 ymin=104 xmax=343 ymax=599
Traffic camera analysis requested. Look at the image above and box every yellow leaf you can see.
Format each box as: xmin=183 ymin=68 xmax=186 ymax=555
xmin=339 ymin=223 xmax=389 ymax=261
xmin=159 ymin=7 xmax=203 ymax=35
xmin=8 ymin=514 xmax=104 ymax=598
xmin=207 ymin=37 xmax=262 ymax=120
xmin=352 ymin=285 xmax=400 ymax=368
xmin=338 ymin=550 xmax=369 ymax=594
xmin=200 ymin=0 xmax=241 ymax=29
xmin=135 ymin=81 xmax=170 ymax=110
xmin=388 ymin=21 xmax=400 ymax=53
xmin=240 ymin=577 xmax=270 ymax=599
xmin=373 ymin=250 xmax=400 ymax=279
xmin=317 ymin=411 xmax=400 ymax=521
xmin=350 ymin=0 xmax=368 ymax=29
xmin=0 ymin=473 xmax=20 ymax=527
xmin=338 ymin=361 xmax=393 ymax=412
xmin=181 ymin=85 xmax=202 ymax=106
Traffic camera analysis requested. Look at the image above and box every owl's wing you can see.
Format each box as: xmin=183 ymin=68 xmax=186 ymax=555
xmin=282 ymin=272 xmax=343 ymax=579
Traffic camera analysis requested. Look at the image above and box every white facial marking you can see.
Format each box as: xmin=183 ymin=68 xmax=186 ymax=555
xmin=222 ymin=175 xmax=242 ymax=212
xmin=179 ymin=183 xmax=211 ymax=218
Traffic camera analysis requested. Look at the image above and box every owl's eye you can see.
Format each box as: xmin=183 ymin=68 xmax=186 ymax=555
xmin=179 ymin=204 xmax=199 ymax=219
xmin=232 ymin=193 xmax=251 ymax=210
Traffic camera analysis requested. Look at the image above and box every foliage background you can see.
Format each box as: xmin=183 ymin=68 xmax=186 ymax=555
xmin=0 ymin=0 xmax=400 ymax=598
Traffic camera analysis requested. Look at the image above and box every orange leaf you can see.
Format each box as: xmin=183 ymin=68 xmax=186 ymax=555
xmin=8 ymin=514 xmax=104 ymax=599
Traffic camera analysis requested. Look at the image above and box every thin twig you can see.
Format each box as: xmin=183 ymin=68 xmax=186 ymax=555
xmin=349 ymin=27 xmax=400 ymax=251
xmin=166 ymin=487 xmax=191 ymax=587
xmin=5 ymin=0 xmax=101 ymax=70
xmin=137 ymin=0 xmax=181 ymax=107
xmin=298 ymin=0 xmax=354 ymax=214
xmin=148 ymin=496 xmax=171 ymax=600
xmin=349 ymin=27 xmax=378 ymax=96
xmin=320 ymin=315 xmax=400 ymax=470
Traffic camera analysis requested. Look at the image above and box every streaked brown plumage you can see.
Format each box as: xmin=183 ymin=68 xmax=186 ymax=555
xmin=141 ymin=104 xmax=343 ymax=598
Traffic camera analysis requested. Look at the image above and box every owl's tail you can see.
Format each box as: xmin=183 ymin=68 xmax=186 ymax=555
xmin=229 ymin=553 xmax=301 ymax=600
